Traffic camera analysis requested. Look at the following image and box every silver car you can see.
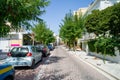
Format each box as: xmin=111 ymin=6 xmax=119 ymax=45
xmin=5 ymin=45 xmax=42 ymax=69
xmin=36 ymin=44 xmax=50 ymax=57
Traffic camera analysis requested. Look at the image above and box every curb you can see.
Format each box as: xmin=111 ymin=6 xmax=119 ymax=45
xmin=78 ymin=55 xmax=120 ymax=80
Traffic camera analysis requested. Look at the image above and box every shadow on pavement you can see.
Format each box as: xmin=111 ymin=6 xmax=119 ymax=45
xmin=43 ymin=56 xmax=65 ymax=65
xmin=40 ymin=70 xmax=70 ymax=80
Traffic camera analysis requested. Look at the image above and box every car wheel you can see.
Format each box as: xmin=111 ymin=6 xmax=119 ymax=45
xmin=30 ymin=60 xmax=35 ymax=69
xmin=43 ymin=53 xmax=47 ymax=57
xmin=48 ymin=52 xmax=50 ymax=55
xmin=45 ymin=53 xmax=48 ymax=57
xmin=48 ymin=50 xmax=50 ymax=55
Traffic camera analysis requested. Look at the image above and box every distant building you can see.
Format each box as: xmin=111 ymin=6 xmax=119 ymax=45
xmin=53 ymin=33 xmax=61 ymax=46
xmin=74 ymin=7 xmax=88 ymax=16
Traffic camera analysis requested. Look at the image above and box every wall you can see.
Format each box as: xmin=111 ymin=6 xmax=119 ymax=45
xmin=89 ymin=48 xmax=120 ymax=63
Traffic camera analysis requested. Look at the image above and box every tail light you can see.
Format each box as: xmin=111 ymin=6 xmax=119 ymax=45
xmin=26 ymin=52 xmax=32 ymax=57
xmin=7 ymin=52 xmax=11 ymax=57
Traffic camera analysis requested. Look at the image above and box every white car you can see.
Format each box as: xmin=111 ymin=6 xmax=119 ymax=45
xmin=5 ymin=45 xmax=42 ymax=69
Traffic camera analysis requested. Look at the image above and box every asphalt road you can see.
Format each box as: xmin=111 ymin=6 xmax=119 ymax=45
xmin=37 ymin=46 xmax=110 ymax=80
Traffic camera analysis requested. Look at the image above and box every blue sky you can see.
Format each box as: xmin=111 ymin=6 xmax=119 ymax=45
xmin=41 ymin=0 xmax=93 ymax=35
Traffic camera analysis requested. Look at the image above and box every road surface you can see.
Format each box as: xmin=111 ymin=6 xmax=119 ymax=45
xmin=37 ymin=46 xmax=110 ymax=80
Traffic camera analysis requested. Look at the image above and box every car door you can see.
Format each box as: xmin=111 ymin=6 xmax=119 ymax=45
xmin=31 ymin=46 xmax=41 ymax=63
xmin=31 ymin=46 xmax=38 ymax=63
xmin=46 ymin=46 xmax=50 ymax=55
xmin=35 ymin=47 xmax=42 ymax=61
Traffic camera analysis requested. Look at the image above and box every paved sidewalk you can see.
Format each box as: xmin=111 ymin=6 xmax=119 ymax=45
xmin=62 ymin=46 xmax=120 ymax=80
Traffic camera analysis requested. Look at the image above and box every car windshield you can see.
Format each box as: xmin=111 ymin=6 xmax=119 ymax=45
xmin=10 ymin=47 xmax=29 ymax=57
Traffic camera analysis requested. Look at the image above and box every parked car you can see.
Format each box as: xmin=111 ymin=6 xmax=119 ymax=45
xmin=5 ymin=45 xmax=42 ymax=69
xmin=47 ymin=43 xmax=55 ymax=51
xmin=0 ymin=64 xmax=15 ymax=80
xmin=36 ymin=44 xmax=50 ymax=57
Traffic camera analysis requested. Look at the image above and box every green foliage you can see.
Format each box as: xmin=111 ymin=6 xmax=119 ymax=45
xmin=32 ymin=21 xmax=55 ymax=45
xmin=0 ymin=0 xmax=50 ymax=37
xmin=95 ymin=37 xmax=115 ymax=56
xmin=0 ymin=26 xmax=10 ymax=37
xmin=88 ymin=37 xmax=116 ymax=56
xmin=112 ymin=36 xmax=120 ymax=51
xmin=85 ymin=10 xmax=101 ymax=35
xmin=59 ymin=11 xmax=84 ymax=49
xmin=88 ymin=39 xmax=96 ymax=52
xmin=85 ymin=3 xmax=120 ymax=56
xmin=108 ymin=3 xmax=120 ymax=37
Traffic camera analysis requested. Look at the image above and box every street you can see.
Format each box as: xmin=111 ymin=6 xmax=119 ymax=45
xmin=37 ymin=46 xmax=110 ymax=80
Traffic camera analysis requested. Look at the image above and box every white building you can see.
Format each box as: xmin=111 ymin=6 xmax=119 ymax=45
xmin=0 ymin=31 xmax=25 ymax=52
xmin=0 ymin=30 xmax=33 ymax=52
xmin=74 ymin=7 xmax=88 ymax=16
xmin=84 ymin=0 xmax=120 ymax=16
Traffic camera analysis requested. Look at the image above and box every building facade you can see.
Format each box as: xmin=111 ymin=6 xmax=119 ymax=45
xmin=0 ymin=31 xmax=33 ymax=52
xmin=0 ymin=32 xmax=25 ymax=52
xmin=84 ymin=0 xmax=120 ymax=16
xmin=74 ymin=7 xmax=88 ymax=16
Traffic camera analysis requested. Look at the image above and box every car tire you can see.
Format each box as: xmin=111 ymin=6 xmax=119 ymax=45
xmin=30 ymin=60 xmax=35 ymax=69
xmin=43 ymin=53 xmax=47 ymax=57
xmin=45 ymin=53 xmax=48 ymax=57
xmin=48 ymin=52 xmax=50 ymax=55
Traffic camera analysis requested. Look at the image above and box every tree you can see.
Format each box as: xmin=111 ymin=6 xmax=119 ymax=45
xmin=108 ymin=3 xmax=120 ymax=37
xmin=84 ymin=10 xmax=102 ymax=36
xmin=45 ymin=28 xmax=55 ymax=44
xmin=32 ymin=21 xmax=55 ymax=45
xmin=85 ymin=3 xmax=120 ymax=37
xmin=59 ymin=11 xmax=84 ymax=49
xmin=0 ymin=0 xmax=50 ymax=37
xmin=85 ymin=2 xmax=120 ymax=56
